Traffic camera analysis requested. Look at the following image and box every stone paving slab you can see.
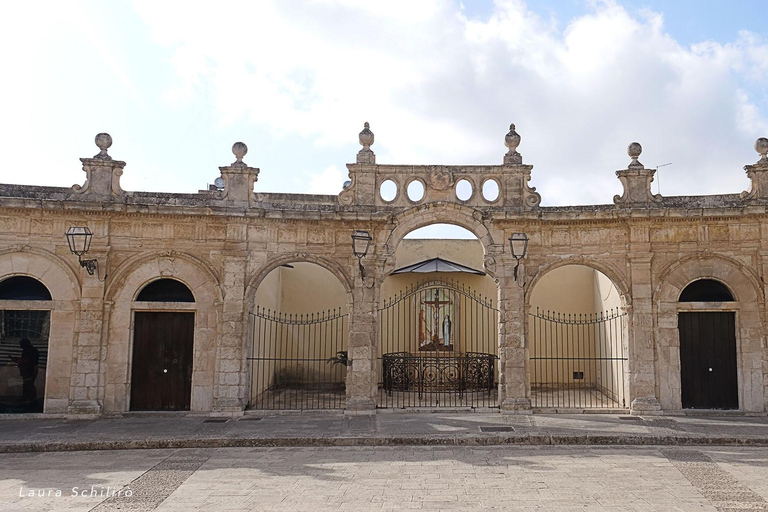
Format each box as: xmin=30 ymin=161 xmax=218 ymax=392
xmin=8 ymin=446 xmax=768 ymax=511
xmin=0 ymin=413 xmax=766 ymax=453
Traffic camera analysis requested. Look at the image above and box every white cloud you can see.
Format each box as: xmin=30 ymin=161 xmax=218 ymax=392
xmin=2 ymin=1 xmax=767 ymax=204
xmin=309 ymin=165 xmax=346 ymax=195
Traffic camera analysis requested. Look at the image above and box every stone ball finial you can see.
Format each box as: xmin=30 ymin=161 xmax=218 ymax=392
xmin=93 ymin=133 xmax=113 ymax=160
xmin=627 ymin=142 xmax=643 ymax=168
xmin=755 ymin=137 xmax=768 ymax=164
xmin=359 ymin=122 xmax=374 ymax=149
xmin=232 ymin=142 xmax=248 ymax=164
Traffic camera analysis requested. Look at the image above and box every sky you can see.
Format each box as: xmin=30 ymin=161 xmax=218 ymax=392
xmin=1 ymin=0 xmax=767 ymax=209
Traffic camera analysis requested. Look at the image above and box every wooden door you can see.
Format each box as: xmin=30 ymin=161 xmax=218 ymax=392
xmin=678 ymin=312 xmax=738 ymax=409
xmin=130 ymin=312 xmax=194 ymax=411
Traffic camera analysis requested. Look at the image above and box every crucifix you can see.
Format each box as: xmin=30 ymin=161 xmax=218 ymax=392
xmin=421 ymin=289 xmax=452 ymax=348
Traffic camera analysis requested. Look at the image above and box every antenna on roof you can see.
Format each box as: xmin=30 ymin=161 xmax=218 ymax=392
xmin=655 ymin=162 xmax=671 ymax=195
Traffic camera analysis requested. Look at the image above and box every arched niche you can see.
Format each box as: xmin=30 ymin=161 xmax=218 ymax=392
xmin=655 ymin=255 xmax=764 ymax=412
xmin=103 ymin=254 xmax=220 ymax=413
xmin=135 ymin=278 xmax=195 ymax=302
xmin=0 ymin=250 xmax=80 ymax=415
xmin=678 ymin=279 xmax=734 ymax=302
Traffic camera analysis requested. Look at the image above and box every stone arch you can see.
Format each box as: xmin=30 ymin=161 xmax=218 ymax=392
xmin=654 ymin=253 xmax=762 ymax=304
xmin=523 ymin=256 xmax=631 ymax=410
xmin=105 ymin=251 xmax=222 ymax=304
xmin=103 ymin=252 xmax=221 ymax=413
xmin=0 ymin=249 xmax=80 ymax=414
xmin=525 ymin=256 xmax=631 ymax=309
xmin=383 ymin=204 xmax=501 ymax=280
xmin=245 ymin=253 xmax=353 ymax=308
xmin=654 ymin=253 xmax=765 ymax=412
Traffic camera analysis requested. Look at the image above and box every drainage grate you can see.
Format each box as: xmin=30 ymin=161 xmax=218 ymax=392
xmin=203 ymin=419 xmax=229 ymax=423
xmin=479 ymin=426 xmax=514 ymax=432
xmin=618 ymin=416 xmax=642 ymax=421
xmin=240 ymin=416 xmax=263 ymax=421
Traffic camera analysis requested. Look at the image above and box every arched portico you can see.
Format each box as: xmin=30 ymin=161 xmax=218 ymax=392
xmin=103 ymin=253 xmax=221 ymax=413
xmin=654 ymin=254 xmax=765 ymax=411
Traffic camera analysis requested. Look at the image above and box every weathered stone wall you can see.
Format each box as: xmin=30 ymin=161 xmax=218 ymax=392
xmin=0 ymin=129 xmax=765 ymax=415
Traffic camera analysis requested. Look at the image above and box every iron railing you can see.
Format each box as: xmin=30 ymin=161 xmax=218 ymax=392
xmin=529 ymin=308 xmax=627 ymax=409
xmin=248 ymin=307 xmax=348 ymax=410
xmin=378 ymin=279 xmax=498 ymax=408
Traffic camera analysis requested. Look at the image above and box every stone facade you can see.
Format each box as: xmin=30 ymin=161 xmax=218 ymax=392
xmin=0 ymin=128 xmax=767 ymax=416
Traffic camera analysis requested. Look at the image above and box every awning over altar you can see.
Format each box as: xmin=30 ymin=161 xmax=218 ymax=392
xmin=391 ymin=257 xmax=485 ymax=275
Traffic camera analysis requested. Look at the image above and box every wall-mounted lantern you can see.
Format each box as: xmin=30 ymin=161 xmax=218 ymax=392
xmin=351 ymin=230 xmax=372 ymax=278
xmin=65 ymin=227 xmax=98 ymax=276
xmin=509 ymin=232 xmax=529 ymax=283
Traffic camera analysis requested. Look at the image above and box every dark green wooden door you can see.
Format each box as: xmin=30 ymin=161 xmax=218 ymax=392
xmin=679 ymin=312 xmax=738 ymax=409
xmin=130 ymin=312 xmax=194 ymax=411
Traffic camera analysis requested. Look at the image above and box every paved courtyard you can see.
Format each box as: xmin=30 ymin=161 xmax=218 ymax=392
xmin=2 ymin=445 xmax=768 ymax=511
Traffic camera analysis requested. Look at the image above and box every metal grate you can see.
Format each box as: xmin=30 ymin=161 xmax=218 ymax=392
xmin=530 ymin=308 xmax=628 ymax=409
xmin=378 ymin=279 xmax=499 ymax=409
xmin=248 ymin=308 xmax=348 ymax=410
xmin=479 ymin=426 xmax=514 ymax=432
xmin=203 ymin=419 xmax=228 ymax=423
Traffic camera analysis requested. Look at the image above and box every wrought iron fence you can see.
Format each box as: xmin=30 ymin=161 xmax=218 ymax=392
xmin=378 ymin=279 xmax=498 ymax=408
xmin=529 ymin=308 xmax=627 ymax=409
xmin=248 ymin=307 xmax=348 ymax=410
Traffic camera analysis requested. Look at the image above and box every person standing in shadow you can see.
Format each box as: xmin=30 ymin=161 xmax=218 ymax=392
xmin=9 ymin=338 xmax=39 ymax=402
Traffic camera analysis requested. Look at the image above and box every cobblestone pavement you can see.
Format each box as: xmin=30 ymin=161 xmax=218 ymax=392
xmin=2 ymin=446 xmax=768 ymax=511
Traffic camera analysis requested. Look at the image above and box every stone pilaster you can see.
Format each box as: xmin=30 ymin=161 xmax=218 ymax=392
xmin=627 ymin=244 xmax=662 ymax=415
xmin=67 ymin=258 xmax=107 ymax=416
xmin=213 ymin=254 xmax=248 ymax=413
xmin=498 ymin=256 xmax=531 ymax=414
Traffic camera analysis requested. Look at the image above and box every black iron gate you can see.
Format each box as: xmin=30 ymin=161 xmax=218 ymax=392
xmin=378 ymin=279 xmax=498 ymax=408
xmin=529 ymin=308 xmax=627 ymax=409
xmin=248 ymin=307 xmax=348 ymax=410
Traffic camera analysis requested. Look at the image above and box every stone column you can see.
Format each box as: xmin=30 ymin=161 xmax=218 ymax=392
xmin=627 ymin=244 xmax=662 ymax=414
xmin=498 ymin=256 xmax=531 ymax=414
xmin=213 ymin=253 xmax=248 ymax=414
xmin=345 ymin=257 xmax=379 ymax=413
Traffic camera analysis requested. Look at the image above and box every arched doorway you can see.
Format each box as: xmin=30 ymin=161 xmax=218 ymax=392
xmin=378 ymin=224 xmax=499 ymax=409
xmin=249 ymin=262 xmax=349 ymax=410
xmin=678 ymin=279 xmax=738 ymax=409
xmin=129 ymin=278 xmax=195 ymax=411
xmin=0 ymin=276 xmax=51 ymax=413
xmin=528 ymin=264 xmax=628 ymax=410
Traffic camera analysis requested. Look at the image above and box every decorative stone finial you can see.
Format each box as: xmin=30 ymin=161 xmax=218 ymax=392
xmin=504 ymin=124 xmax=522 ymax=165
xmin=93 ymin=133 xmax=113 ymax=160
xmin=359 ymin=122 xmax=374 ymax=149
xmin=755 ymin=137 xmax=768 ymax=165
xmin=357 ymin=122 xmax=375 ymax=164
xmin=232 ymin=142 xmax=248 ymax=166
xmin=628 ymin=142 xmax=643 ymax=169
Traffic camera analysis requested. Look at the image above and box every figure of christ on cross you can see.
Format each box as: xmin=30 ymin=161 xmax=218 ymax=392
xmin=419 ymin=289 xmax=453 ymax=351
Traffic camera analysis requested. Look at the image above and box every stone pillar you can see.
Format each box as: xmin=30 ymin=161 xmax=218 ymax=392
xmin=213 ymin=254 xmax=248 ymax=414
xmin=214 ymin=142 xmax=259 ymax=208
xmin=613 ymin=143 xmax=662 ymax=206
xmin=71 ymin=133 xmax=126 ymax=198
xmin=741 ymin=137 xmax=768 ymax=201
xmin=627 ymin=245 xmax=662 ymax=414
xmin=498 ymin=256 xmax=531 ymax=414
xmin=501 ymin=124 xmax=541 ymax=209
xmin=338 ymin=123 xmax=376 ymax=207
xmin=345 ymin=256 xmax=379 ymax=413
xmin=67 ymin=251 xmax=108 ymax=416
